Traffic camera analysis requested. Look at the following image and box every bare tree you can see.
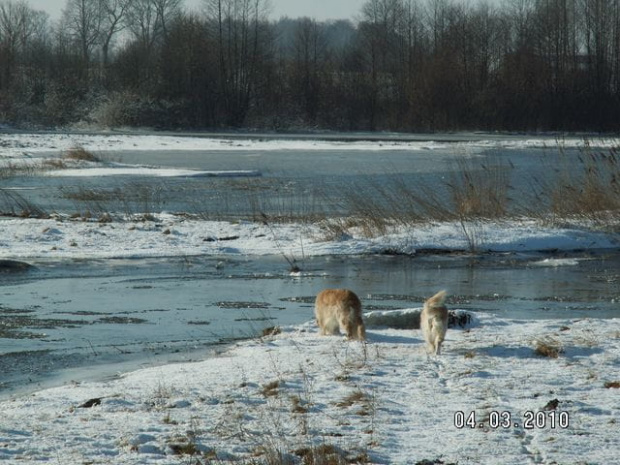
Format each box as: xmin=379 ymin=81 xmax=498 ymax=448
xmin=0 ymin=0 xmax=49 ymax=89
xmin=152 ymin=0 xmax=182 ymax=38
xmin=504 ymin=0 xmax=537 ymax=49
xmin=206 ymin=0 xmax=273 ymax=126
xmin=291 ymin=17 xmax=327 ymax=122
xmin=581 ymin=0 xmax=616 ymax=94
xmin=534 ymin=0 xmax=578 ymax=90
xmin=100 ymin=0 xmax=133 ymax=67
xmin=61 ymin=0 xmax=104 ymax=64
xmin=3 ymin=0 xmax=620 ymax=131
xmin=126 ymin=0 xmax=181 ymax=51
xmin=158 ymin=13 xmax=217 ymax=125
xmin=125 ymin=0 xmax=160 ymax=51
xmin=426 ymin=0 xmax=451 ymax=52
xmin=359 ymin=0 xmax=404 ymax=129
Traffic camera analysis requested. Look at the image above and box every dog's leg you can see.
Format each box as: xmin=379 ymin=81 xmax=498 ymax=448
xmin=343 ymin=323 xmax=353 ymax=339
xmin=341 ymin=305 xmax=360 ymax=340
xmin=316 ymin=314 xmax=326 ymax=335
xmin=347 ymin=310 xmax=366 ymax=341
xmin=436 ymin=331 xmax=445 ymax=355
xmin=427 ymin=318 xmax=436 ymax=354
xmin=337 ymin=310 xmax=350 ymax=338
xmin=357 ymin=320 xmax=366 ymax=341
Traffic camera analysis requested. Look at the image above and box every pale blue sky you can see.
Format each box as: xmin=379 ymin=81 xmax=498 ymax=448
xmin=26 ymin=0 xmax=366 ymax=22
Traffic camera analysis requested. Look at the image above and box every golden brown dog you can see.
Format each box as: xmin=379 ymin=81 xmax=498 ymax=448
xmin=314 ymin=289 xmax=366 ymax=341
xmin=421 ymin=290 xmax=449 ymax=355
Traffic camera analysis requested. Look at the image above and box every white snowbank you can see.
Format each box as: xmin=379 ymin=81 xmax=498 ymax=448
xmin=44 ymin=166 xmax=261 ymax=178
xmin=1 ymin=314 xmax=618 ymax=464
xmin=0 ymin=215 xmax=617 ymax=260
xmin=0 ymin=132 xmax=618 ymax=158
xmin=1 ymin=131 xmax=618 ymax=260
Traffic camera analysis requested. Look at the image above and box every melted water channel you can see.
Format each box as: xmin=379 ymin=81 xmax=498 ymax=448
xmin=1 ymin=251 xmax=618 ymax=398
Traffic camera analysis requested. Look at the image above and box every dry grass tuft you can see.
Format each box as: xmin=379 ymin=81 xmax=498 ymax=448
xmin=262 ymin=326 xmax=282 ymax=337
xmin=293 ymin=444 xmax=350 ymax=465
xmin=536 ymin=144 xmax=620 ymax=224
xmin=168 ymin=441 xmax=199 ymax=456
xmin=261 ymin=380 xmax=281 ymax=397
xmin=604 ymin=381 xmax=620 ymax=389
xmin=290 ymin=395 xmax=309 ymax=414
xmin=534 ymin=336 xmax=564 ymax=358
xmin=574 ymin=329 xmax=599 ymax=348
xmin=415 ymin=459 xmax=458 ymax=465
xmin=41 ymin=158 xmax=67 ymax=169
xmin=335 ymin=390 xmax=367 ymax=408
xmin=335 ymin=390 xmax=374 ymax=416
xmin=0 ymin=188 xmax=48 ymax=218
xmin=252 ymin=445 xmax=291 ymax=464
xmin=62 ymin=146 xmax=100 ymax=162
xmin=446 ymin=156 xmax=510 ymax=220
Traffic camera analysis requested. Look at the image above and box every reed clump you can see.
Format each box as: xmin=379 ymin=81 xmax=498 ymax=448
xmin=62 ymin=146 xmax=100 ymax=162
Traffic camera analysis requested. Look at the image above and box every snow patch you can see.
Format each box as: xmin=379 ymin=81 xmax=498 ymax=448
xmin=45 ymin=167 xmax=261 ymax=178
xmin=1 ymin=316 xmax=618 ymax=464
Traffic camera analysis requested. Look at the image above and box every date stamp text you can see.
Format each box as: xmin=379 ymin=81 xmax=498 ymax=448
xmin=454 ymin=410 xmax=569 ymax=430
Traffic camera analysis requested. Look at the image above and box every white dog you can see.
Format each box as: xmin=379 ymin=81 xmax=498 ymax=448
xmin=315 ymin=289 xmax=366 ymax=341
xmin=421 ymin=290 xmax=449 ymax=355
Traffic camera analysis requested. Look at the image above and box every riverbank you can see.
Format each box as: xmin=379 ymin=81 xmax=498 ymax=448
xmin=1 ymin=313 xmax=619 ymax=464
xmin=1 ymin=213 xmax=618 ymax=262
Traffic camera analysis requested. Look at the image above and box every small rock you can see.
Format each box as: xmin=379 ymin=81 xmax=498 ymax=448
xmin=543 ymin=398 xmax=560 ymax=410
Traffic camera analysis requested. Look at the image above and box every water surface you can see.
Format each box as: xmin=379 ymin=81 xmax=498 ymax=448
xmin=1 ymin=251 xmax=618 ymax=398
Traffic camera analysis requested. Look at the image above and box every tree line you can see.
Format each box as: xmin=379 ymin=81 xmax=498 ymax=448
xmin=1 ymin=0 xmax=620 ymax=132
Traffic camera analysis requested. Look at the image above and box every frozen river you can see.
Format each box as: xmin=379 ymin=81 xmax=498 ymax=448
xmin=0 ymin=131 xmax=598 ymax=218
xmin=1 ymin=131 xmax=619 ymax=398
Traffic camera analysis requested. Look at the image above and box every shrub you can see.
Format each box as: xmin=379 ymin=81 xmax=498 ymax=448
xmin=534 ymin=337 xmax=564 ymax=358
xmin=90 ymin=91 xmax=139 ymax=128
xmin=62 ymin=146 xmax=99 ymax=162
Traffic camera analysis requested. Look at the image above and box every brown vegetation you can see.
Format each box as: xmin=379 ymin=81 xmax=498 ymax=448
xmin=62 ymin=147 xmax=100 ymax=163
xmin=534 ymin=337 xmax=564 ymax=358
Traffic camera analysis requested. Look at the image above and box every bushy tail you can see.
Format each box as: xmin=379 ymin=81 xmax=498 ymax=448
xmin=426 ymin=290 xmax=447 ymax=309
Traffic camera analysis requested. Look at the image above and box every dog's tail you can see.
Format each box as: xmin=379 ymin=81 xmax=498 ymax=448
xmin=425 ymin=290 xmax=447 ymax=309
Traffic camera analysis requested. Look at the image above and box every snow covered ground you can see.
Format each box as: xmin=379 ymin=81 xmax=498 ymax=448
xmin=0 ymin=131 xmax=601 ymax=158
xmin=1 ymin=132 xmax=619 ymax=463
xmin=0 ymin=213 xmax=618 ymax=261
xmin=1 ymin=131 xmax=618 ymax=261
xmin=1 ymin=217 xmax=618 ymax=465
xmin=1 ymin=130 xmax=618 ymax=261
xmin=1 ymin=313 xmax=619 ymax=464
